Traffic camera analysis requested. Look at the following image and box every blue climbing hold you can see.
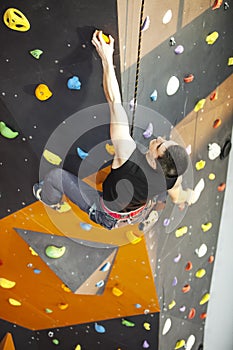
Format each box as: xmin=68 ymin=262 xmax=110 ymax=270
xmin=77 ymin=147 xmax=89 ymax=160
xmin=150 ymin=89 xmax=158 ymax=102
xmin=100 ymin=262 xmax=111 ymax=272
xmin=94 ymin=322 xmax=106 ymax=333
xmin=80 ymin=222 xmax=92 ymax=231
xmin=67 ymin=76 xmax=81 ymax=90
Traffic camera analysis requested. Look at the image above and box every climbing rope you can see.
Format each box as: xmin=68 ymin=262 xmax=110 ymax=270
xmin=130 ymin=0 xmax=145 ymax=137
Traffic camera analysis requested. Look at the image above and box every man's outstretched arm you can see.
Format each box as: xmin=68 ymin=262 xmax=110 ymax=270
xmin=92 ymin=30 xmax=135 ymax=167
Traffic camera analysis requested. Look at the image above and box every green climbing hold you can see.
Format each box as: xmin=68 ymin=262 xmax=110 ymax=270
xmin=0 ymin=121 xmax=19 ymax=139
xmin=30 ymin=49 xmax=43 ymax=59
xmin=52 ymin=339 xmax=59 ymax=345
xmin=121 ymin=319 xmax=135 ymax=327
xmin=45 ymin=245 xmax=66 ymax=259
xmin=45 ymin=308 xmax=53 ymax=313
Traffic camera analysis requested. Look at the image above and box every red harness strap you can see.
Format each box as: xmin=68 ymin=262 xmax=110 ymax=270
xmin=100 ymin=198 xmax=146 ymax=220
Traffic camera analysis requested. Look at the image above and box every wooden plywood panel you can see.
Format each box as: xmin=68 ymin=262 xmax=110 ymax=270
xmin=182 ymin=0 xmax=211 ymax=28
xmin=0 ymin=333 xmax=15 ymax=350
xmin=0 ymin=201 xmax=159 ymax=330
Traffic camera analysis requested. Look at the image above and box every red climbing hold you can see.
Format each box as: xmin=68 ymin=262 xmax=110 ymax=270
xmin=210 ymin=90 xmax=218 ymax=101
xmin=200 ymin=312 xmax=207 ymax=319
xmin=185 ymin=261 xmax=193 ymax=271
xmin=188 ymin=308 xmax=196 ymax=319
xmin=183 ymin=74 xmax=194 ymax=83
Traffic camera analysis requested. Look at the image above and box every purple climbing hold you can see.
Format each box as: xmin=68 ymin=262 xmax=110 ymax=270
xmin=142 ymin=340 xmax=150 ymax=349
xmin=174 ymin=45 xmax=184 ymax=54
xmin=174 ymin=253 xmax=181 ymax=263
xmin=143 ymin=122 xmax=153 ymax=138
xmin=163 ymin=218 xmax=170 ymax=226
xmin=172 ymin=276 xmax=178 ymax=286
xmin=179 ymin=305 xmax=186 ymax=312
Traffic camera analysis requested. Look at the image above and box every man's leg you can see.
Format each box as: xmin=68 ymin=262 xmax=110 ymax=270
xmin=34 ymin=168 xmax=97 ymax=213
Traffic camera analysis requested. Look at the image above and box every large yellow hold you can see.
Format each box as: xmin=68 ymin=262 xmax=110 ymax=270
xmin=43 ymin=149 xmax=62 ymax=165
xmin=0 ymin=277 xmax=16 ymax=289
xmin=3 ymin=8 xmax=30 ymax=32
xmin=35 ymin=84 xmax=52 ymax=101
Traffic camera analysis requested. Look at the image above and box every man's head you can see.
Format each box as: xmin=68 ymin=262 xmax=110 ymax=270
xmin=147 ymin=137 xmax=189 ymax=177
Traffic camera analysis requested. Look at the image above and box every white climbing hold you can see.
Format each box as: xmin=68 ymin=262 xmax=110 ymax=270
xmin=208 ymin=142 xmax=221 ymax=160
xmin=162 ymin=318 xmax=172 ymax=335
xmin=142 ymin=16 xmax=150 ymax=31
xmin=163 ymin=10 xmax=172 ymax=24
xmin=195 ymin=243 xmax=207 ymax=258
xmin=186 ymin=335 xmax=196 ymax=350
xmin=166 ymin=76 xmax=180 ymax=96
xmin=129 ymin=98 xmax=137 ymax=111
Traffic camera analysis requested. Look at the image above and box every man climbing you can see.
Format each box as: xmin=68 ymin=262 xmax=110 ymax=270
xmin=33 ymin=30 xmax=204 ymax=230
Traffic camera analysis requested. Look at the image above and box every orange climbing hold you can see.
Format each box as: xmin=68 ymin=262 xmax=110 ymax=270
xmin=212 ymin=0 xmax=223 ymax=10
xmin=213 ymin=118 xmax=221 ymax=128
xmin=200 ymin=312 xmax=207 ymax=319
xmin=218 ymin=183 xmax=226 ymax=192
xmin=208 ymin=255 xmax=215 ymax=263
xmin=182 ymin=284 xmax=191 ymax=293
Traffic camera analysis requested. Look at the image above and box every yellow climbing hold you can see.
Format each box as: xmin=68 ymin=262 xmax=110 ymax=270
xmin=9 ymin=298 xmax=21 ymax=306
xmin=75 ymin=345 xmax=81 ymax=350
xmin=209 ymin=173 xmax=215 ymax=180
xmin=201 ymin=222 xmax=212 ymax=232
xmin=105 ymin=143 xmax=115 ymax=155
xmin=58 ymin=302 xmax=69 ymax=310
xmin=35 ymin=84 xmax=52 ymax=101
xmin=194 ymin=99 xmax=206 ymax=112
xmin=174 ymin=339 xmax=186 ymax=349
xmin=168 ymin=300 xmax=176 ymax=310
xmin=200 ymin=293 xmax=210 ymax=305
xmin=195 ymin=160 xmax=206 ymax=170
xmin=56 ymin=202 xmax=71 ymax=213
xmin=0 ymin=277 xmax=16 ymax=289
xmin=61 ymin=283 xmax=71 ymax=293
xmin=228 ymin=57 xmax=233 ymax=66
xmin=126 ymin=231 xmax=142 ymax=244
xmin=175 ymin=226 xmax=188 ymax=238
xmin=3 ymin=8 xmax=30 ymax=32
xmin=195 ymin=269 xmax=206 ymax=278
xmin=112 ymin=287 xmax=123 ymax=297
xmin=29 ymin=246 xmax=38 ymax=256
xmin=206 ymin=31 xmax=219 ymax=45
xmin=43 ymin=149 xmax=62 ymax=165
xmin=143 ymin=322 xmax=151 ymax=331
xmin=45 ymin=245 xmax=66 ymax=259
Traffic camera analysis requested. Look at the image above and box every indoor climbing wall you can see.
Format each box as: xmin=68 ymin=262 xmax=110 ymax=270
xmin=0 ymin=1 xmax=161 ymax=349
xmin=118 ymin=0 xmax=233 ymax=349
xmin=0 ymin=1 xmax=233 ymax=350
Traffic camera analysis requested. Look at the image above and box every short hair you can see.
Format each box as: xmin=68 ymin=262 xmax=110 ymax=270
xmin=157 ymin=145 xmax=189 ymax=178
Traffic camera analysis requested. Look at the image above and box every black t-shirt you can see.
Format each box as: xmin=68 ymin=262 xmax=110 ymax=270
xmin=102 ymin=147 xmax=177 ymax=212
